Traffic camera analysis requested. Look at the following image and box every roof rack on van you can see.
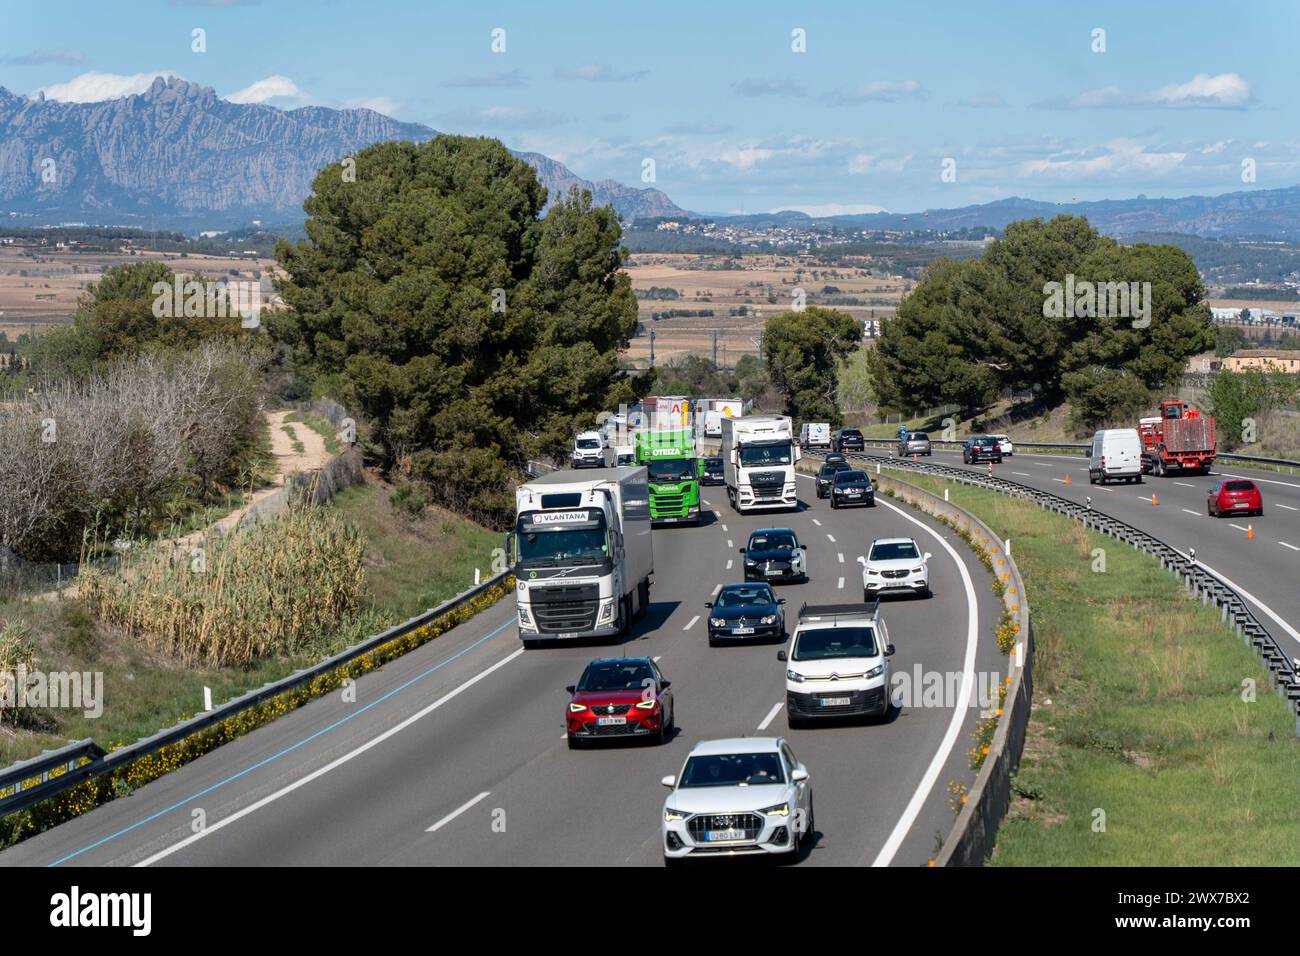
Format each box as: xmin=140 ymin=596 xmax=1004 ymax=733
xmin=797 ymin=601 xmax=880 ymax=623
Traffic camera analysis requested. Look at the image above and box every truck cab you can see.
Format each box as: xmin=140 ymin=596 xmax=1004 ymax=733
xmin=635 ymin=428 xmax=701 ymax=525
xmin=511 ymin=468 xmax=653 ymax=647
xmin=721 ymin=415 xmax=801 ymax=514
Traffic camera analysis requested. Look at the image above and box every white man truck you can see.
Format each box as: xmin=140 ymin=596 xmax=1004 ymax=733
xmin=510 ymin=467 xmax=653 ymax=648
xmin=721 ymin=415 xmax=801 ymax=513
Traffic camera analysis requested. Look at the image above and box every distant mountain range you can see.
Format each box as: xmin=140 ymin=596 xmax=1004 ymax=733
xmin=0 ymin=76 xmax=685 ymax=230
xmin=723 ymin=186 xmax=1300 ymax=241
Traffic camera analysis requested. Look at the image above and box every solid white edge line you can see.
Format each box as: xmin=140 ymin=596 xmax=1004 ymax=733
xmin=868 ymin=496 xmax=979 ymax=867
xmin=1167 ymin=549 xmax=1300 ymax=646
xmin=757 ymin=701 xmax=784 ymax=731
xmin=426 ymin=791 xmax=491 ymax=833
xmin=136 ymin=647 xmax=525 ymax=866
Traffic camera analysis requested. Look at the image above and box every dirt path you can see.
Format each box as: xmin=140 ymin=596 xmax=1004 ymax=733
xmin=37 ymin=410 xmax=331 ymax=601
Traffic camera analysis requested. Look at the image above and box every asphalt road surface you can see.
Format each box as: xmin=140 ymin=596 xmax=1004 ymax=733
xmin=883 ymin=445 xmax=1300 ymax=657
xmin=2 ymin=473 xmax=1003 ymax=868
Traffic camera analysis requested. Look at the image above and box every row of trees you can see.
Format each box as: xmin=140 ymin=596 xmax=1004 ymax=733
xmin=865 ymin=216 xmax=1215 ymax=428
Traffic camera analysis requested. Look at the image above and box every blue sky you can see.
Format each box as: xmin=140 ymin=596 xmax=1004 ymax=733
xmin=2 ymin=0 xmax=1296 ymax=215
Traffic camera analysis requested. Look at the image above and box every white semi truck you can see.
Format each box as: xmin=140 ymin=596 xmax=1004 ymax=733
xmin=721 ymin=415 xmax=800 ymax=513
xmin=510 ymin=467 xmax=653 ymax=648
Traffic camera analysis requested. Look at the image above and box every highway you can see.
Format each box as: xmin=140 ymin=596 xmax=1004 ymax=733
xmin=883 ymin=445 xmax=1300 ymax=654
xmin=1 ymin=473 xmax=1003 ymax=868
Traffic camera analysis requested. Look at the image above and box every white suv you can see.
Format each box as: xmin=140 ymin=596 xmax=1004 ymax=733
xmin=660 ymin=737 xmax=813 ymax=864
xmin=778 ymin=602 xmax=894 ymax=726
xmin=858 ymin=537 xmax=931 ymax=599
xmin=570 ymin=431 xmax=605 ymax=468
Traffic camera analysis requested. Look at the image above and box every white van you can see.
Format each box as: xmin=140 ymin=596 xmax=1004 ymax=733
xmin=570 ymin=431 xmax=606 ymax=468
xmin=1088 ymin=428 xmax=1143 ymax=484
xmin=799 ymin=422 xmax=831 ymax=449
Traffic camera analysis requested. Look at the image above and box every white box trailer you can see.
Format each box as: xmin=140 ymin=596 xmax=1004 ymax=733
xmin=512 ymin=467 xmax=653 ymax=647
xmin=721 ymin=415 xmax=800 ymax=513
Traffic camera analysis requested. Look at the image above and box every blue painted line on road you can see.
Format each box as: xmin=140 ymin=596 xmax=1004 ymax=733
xmin=47 ymin=617 xmax=516 ymax=867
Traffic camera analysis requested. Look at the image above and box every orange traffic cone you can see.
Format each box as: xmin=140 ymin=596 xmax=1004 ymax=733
xmin=1247 ymin=524 xmax=1254 ymax=539
xmin=1151 ymin=494 xmax=1158 ymax=506
xmin=1063 ymin=474 xmax=1071 ymax=485
xmin=987 ymin=461 xmax=993 ymax=476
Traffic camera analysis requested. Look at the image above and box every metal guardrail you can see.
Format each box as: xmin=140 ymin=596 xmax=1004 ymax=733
xmin=844 ymin=452 xmax=1300 ymax=732
xmin=0 ymin=569 xmax=512 ymax=819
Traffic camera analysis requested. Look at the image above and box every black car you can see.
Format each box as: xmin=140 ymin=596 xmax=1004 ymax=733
xmin=815 ymin=461 xmax=852 ymax=498
xmin=830 ymin=469 xmax=874 ymax=508
xmin=963 ymin=436 xmax=1003 ymax=464
xmin=740 ymin=528 xmax=809 ymax=583
xmin=823 ymin=452 xmax=848 ymax=467
xmin=700 ymin=456 xmax=725 ymax=486
xmin=704 ymin=583 xmax=786 ymax=646
xmin=832 ymin=428 xmax=865 ymax=452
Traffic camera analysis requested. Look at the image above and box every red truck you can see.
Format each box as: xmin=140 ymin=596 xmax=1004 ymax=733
xmin=1139 ymin=399 xmax=1217 ymax=477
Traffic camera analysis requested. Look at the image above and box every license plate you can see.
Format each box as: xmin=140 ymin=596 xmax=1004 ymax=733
xmin=555 ymin=633 xmax=578 ymax=640
xmin=597 ymin=716 xmax=626 ymax=726
xmin=765 ymin=569 xmax=782 ymax=576
xmin=820 ymin=696 xmax=851 ymax=706
xmin=846 ymin=492 xmax=861 ymax=497
xmin=706 ymin=829 xmax=746 ymax=842
xmin=733 ymin=627 xmax=755 ymax=635
xmin=1233 ymin=502 xmax=1249 ymax=508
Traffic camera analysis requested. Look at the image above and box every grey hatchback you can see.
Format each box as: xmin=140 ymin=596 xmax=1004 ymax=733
xmin=898 ymin=431 xmax=931 ymax=457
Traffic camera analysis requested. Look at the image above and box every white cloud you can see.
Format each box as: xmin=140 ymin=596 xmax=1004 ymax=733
xmin=34 ymin=70 xmax=181 ymax=102
xmin=1036 ymin=72 xmax=1253 ymax=110
xmin=732 ymin=77 xmax=807 ymax=98
xmin=828 ymin=80 xmax=926 ymax=105
xmin=225 ymin=75 xmax=308 ymax=105
xmin=1019 ymin=139 xmax=1187 ymax=179
xmin=555 ymin=63 xmax=647 ymax=82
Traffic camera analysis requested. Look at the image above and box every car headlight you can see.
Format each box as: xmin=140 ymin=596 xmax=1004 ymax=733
xmin=911 ymin=566 xmax=925 ymax=573
xmin=568 ymin=702 xmax=587 ymax=713
xmin=760 ymin=615 xmax=776 ymax=625
xmin=786 ymin=669 xmax=805 ymax=683
xmin=635 ymin=699 xmax=658 ymax=710
xmin=867 ymin=569 xmax=880 ymax=576
xmin=760 ymin=802 xmax=790 ymax=817
xmin=709 ymin=617 xmax=726 ymax=627
xmin=663 ymin=808 xmax=687 ymax=823
xmin=866 ymin=664 xmax=884 ymax=679
xmin=744 ymin=559 xmax=757 ymax=567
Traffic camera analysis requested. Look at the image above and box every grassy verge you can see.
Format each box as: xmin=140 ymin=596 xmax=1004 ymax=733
xmin=0 ymin=482 xmax=500 ymax=768
xmin=894 ymin=471 xmax=1300 ymax=864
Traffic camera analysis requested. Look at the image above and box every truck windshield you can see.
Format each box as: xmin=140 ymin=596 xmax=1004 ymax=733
xmin=647 ymin=458 xmax=695 ymax=481
xmin=739 ymin=443 xmax=792 ymax=467
xmin=516 ymin=513 xmax=609 ymax=567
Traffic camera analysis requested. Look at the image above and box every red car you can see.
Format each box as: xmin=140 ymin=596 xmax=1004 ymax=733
xmin=1207 ymin=478 xmax=1263 ymax=518
xmin=566 ymin=657 xmax=674 ymax=749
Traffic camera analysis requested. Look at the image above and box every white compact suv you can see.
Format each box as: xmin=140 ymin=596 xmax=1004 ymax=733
xmin=661 ymin=737 xmax=813 ymax=864
xmin=570 ymin=431 xmax=605 ymax=468
xmin=858 ymin=537 xmax=931 ymax=599
xmin=778 ymin=602 xmax=894 ymax=726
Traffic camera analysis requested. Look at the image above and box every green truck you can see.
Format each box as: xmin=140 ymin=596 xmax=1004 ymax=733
xmin=635 ymin=427 xmax=701 ymax=526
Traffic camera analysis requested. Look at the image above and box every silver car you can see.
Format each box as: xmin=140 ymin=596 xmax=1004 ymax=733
xmin=897 ymin=431 xmax=932 ymax=457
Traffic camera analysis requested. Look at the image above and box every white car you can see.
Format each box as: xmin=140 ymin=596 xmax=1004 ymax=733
xmin=661 ymin=737 xmax=813 ymax=864
xmin=858 ymin=537 xmax=931 ymax=599
xmin=570 ymin=431 xmax=605 ymax=468
xmin=778 ymin=602 xmax=894 ymax=726
xmin=994 ymin=434 xmax=1014 ymax=456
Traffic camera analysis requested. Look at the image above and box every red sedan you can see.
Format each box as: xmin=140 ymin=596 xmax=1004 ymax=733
xmin=566 ymin=657 xmax=674 ymax=749
xmin=1207 ymin=478 xmax=1263 ymax=518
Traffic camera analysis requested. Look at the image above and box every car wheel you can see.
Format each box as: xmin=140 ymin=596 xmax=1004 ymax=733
xmin=707 ymin=635 xmax=718 ymax=648
xmin=522 ymin=639 xmax=542 ymax=650
xmin=800 ymin=797 xmax=815 ymax=846
xmin=920 ymin=585 xmax=932 ymax=599
xmin=830 ymin=498 xmax=838 ymax=509
xmin=657 ymin=714 xmax=670 ymax=745
xmin=787 ymin=714 xmax=806 ymax=730
xmin=567 ymin=734 xmax=582 ymax=750
xmin=663 ymin=855 xmax=687 ymax=868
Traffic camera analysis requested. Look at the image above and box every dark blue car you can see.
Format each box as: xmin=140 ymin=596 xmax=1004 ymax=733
xmin=705 ymin=583 xmax=786 ymax=646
